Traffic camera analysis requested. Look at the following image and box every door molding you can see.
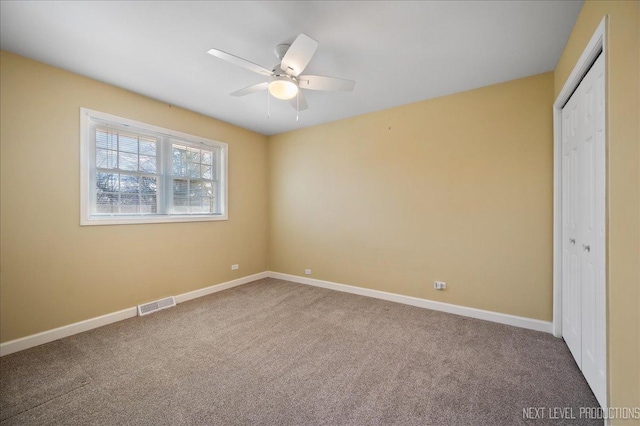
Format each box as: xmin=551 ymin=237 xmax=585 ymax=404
xmin=552 ymin=15 xmax=607 ymax=402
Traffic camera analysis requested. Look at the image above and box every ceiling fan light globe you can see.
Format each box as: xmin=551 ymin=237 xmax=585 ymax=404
xmin=269 ymin=78 xmax=298 ymax=100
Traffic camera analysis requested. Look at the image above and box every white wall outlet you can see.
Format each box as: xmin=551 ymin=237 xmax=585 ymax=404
xmin=434 ymin=281 xmax=446 ymax=290
xmin=231 ymin=264 xmax=239 ymax=270
xmin=304 ymin=269 xmax=312 ymax=275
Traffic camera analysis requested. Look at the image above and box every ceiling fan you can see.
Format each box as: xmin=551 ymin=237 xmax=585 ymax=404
xmin=207 ymin=33 xmax=355 ymax=112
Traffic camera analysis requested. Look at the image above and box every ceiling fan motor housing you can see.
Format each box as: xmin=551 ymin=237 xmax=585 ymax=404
xmin=274 ymin=44 xmax=290 ymax=60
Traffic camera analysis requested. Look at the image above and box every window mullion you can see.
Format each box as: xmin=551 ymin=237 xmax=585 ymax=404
xmin=157 ymin=139 xmax=164 ymax=215
xmin=163 ymin=137 xmax=172 ymax=215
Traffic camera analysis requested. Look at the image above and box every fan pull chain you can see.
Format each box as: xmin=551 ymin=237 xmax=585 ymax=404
xmin=296 ymin=91 xmax=299 ymax=122
xmin=267 ymin=91 xmax=270 ymax=119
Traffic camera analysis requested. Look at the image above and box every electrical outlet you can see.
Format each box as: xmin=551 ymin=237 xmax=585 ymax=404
xmin=231 ymin=264 xmax=239 ymax=270
xmin=434 ymin=281 xmax=446 ymax=290
xmin=304 ymin=269 xmax=312 ymax=275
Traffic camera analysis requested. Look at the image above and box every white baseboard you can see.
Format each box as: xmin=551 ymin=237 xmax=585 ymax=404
xmin=0 ymin=271 xmax=270 ymax=357
xmin=1 ymin=270 xmax=552 ymax=356
xmin=268 ymin=272 xmax=553 ymax=334
xmin=174 ymin=271 xmax=269 ymax=304
xmin=0 ymin=307 xmax=138 ymax=357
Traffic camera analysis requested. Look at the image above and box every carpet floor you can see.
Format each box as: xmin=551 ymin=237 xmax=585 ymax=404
xmin=1 ymin=278 xmax=600 ymax=425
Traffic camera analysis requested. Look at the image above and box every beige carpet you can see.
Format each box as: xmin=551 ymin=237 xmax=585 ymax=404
xmin=1 ymin=278 xmax=600 ymax=425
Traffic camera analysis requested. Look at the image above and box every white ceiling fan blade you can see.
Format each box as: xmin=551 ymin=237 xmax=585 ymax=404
xmin=290 ymin=90 xmax=309 ymax=111
xmin=280 ymin=34 xmax=318 ymax=77
xmin=230 ymin=82 xmax=269 ymax=97
xmin=207 ymin=48 xmax=273 ymax=76
xmin=298 ymin=75 xmax=356 ymax=92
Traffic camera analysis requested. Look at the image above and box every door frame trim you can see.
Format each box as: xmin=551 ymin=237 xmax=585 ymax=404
xmin=552 ymin=15 xmax=607 ymax=404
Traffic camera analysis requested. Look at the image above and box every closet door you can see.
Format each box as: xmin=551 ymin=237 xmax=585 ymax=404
xmin=561 ymin=53 xmax=606 ymax=408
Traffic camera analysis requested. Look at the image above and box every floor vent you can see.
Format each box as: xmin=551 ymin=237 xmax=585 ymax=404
xmin=137 ymin=296 xmax=176 ymax=316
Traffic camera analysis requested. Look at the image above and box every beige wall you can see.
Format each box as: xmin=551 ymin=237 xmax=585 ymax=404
xmin=269 ymin=72 xmax=555 ymax=321
xmin=554 ymin=0 xmax=640 ymax=416
xmin=0 ymin=51 xmax=269 ymax=342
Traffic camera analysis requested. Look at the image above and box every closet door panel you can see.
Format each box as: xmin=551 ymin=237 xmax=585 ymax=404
xmin=579 ymin=54 xmax=606 ymax=408
xmin=561 ymin=94 xmax=581 ymax=363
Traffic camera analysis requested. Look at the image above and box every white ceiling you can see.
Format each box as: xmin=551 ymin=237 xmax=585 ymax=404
xmin=0 ymin=1 xmax=583 ymax=136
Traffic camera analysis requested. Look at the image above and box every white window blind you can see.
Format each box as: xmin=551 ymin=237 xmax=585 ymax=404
xmin=80 ymin=108 xmax=227 ymax=225
xmin=95 ymin=128 xmax=159 ymax=215
xmin=171 ymin=142 xmax=219 ymax=214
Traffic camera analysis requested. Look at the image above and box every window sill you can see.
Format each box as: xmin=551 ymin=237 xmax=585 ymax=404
xmin=80 ymin=214 xmax=228 ymax=226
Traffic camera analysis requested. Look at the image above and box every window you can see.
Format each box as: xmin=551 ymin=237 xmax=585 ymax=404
xmin=80 ymin=108 xmax=227 ymax=225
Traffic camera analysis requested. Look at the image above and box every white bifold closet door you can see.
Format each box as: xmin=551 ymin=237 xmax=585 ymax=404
xmin=561 ymin=52 xmax=606 ymax=408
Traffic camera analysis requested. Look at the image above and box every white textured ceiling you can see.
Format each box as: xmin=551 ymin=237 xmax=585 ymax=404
xmin=0 ymin=1 xmax=583 ymax=136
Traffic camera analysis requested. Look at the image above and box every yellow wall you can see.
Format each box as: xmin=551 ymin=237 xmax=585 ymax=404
xmin=554 ymin=0 xmax=640 ymax=415
xmin=269 ymin=72 xmax=555 ymax=321
xmin=0 ymin=51 xmax=270 ymax=342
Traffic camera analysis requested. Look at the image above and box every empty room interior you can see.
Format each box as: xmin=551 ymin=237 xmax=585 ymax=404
xmin=0 ymin=1 xmax=638 ymax=425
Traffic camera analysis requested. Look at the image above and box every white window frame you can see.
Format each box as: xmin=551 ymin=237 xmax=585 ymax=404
xmin=80 ymin=108 xmax=228 ymax=225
